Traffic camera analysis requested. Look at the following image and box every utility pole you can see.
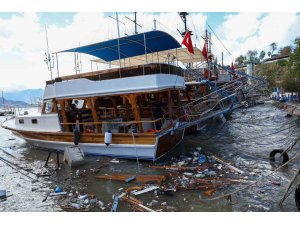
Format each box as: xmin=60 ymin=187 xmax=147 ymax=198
xmin=125 ymin=12 xmax=142 ymax=34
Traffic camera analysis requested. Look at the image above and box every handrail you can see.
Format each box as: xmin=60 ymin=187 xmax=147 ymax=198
xmin=60 ymin=117 xmax=164 ymax=125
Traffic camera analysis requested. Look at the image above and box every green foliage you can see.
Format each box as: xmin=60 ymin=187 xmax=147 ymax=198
xmin=235 ymin=55 xmax=246 ymax=66
xmin=279 ymin=46 xmax=292 ymax=56
xmin=259 ymin=50 xmax=265 ymax=60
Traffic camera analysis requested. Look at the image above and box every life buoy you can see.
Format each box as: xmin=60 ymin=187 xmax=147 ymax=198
xmin=269 ymin=149 xmax=289 ymax=164
xmin=73 ymin=127 xmax=80 ymax=146
xmin=295 ymin=185 xmax=300 ymax=211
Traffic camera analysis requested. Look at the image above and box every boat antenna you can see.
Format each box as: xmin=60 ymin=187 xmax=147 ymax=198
xmin=153 ymin=18 xmax=157 ymax=30
xmin=177 ymin=12 xmax=192 ymax=37
xmin=44 ymin=25 xmax=54 ymax=80
xmin=125 ymin=12 xmax=142 ymax=34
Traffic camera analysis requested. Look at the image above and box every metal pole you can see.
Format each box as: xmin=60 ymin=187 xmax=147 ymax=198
xmin=45 ymin=25 xmax=53 ymax=80
xmin=116 ymin=12 xmax=122 ymax=78
xmin=153 ymin=18 xmax=157 ymax=30
xmin=55 ymin=53 xmax=59 ymax=77
xmin=143 ymin=33 xmax=148 ymax=64
xmin=74 ymin=50 xmax=77 ymax=75
xmin=134 ymin=12 xmax=137 ymax=34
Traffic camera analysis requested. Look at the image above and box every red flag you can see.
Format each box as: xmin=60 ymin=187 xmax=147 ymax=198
xmin=202 ymin=40 xmax=208 ymax=60
xmin=182 ymin=31 xmax=194 ymax=54
xmin=231 ymin=62 xmax=235 ymax=75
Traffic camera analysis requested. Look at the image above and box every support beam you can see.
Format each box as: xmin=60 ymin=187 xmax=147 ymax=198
xmin=126 ymin=94 xmax=143 ymax=133
xmin=58 ymin=100 xmax=70 ymax=132
xmin=87 ymin=97 xmax=101 ymax=133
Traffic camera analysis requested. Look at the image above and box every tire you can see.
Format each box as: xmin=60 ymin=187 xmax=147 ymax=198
xmin=295 ymin=185 xmax=300 ymax=211
xmin=269 ymin=149 xmax=289 ymax=164
xmin=73 ymin=127 xmax=80 ymax=146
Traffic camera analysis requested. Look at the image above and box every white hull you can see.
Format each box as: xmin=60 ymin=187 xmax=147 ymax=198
xmin=23 ymin=137 xmax=158 ymax=161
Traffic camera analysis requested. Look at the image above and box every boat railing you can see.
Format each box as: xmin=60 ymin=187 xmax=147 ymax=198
xmin=46 ymin=63 xmax=184 ymax=84
xmin=59 ymin=117 xmax=167 ymax=134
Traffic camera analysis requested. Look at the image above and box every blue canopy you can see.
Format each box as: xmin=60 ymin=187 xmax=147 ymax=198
xmin=58 ymin=30 xmax=181 ymax=62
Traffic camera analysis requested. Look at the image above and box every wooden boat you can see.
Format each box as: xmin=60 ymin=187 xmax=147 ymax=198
xmin=1 ymin=31 xmax=187 ymax=161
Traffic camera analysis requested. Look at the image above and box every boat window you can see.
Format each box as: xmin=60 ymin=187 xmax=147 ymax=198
xmin=44 ymin=100 xmax=53 ymax=114
xmin=72 ymin=99 xmax=84 ymax=109
xmin=31 ymin=119 xmax=38 ymax=124
xmin=19 ymin=119 xmax=24 ymax=124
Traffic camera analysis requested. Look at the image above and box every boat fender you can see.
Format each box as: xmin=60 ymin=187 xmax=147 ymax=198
xmin=295 ymin=184 xmax=300 ymax=211
xmin=105 ymin=130 xmax=112 ymax=146
xmin=269 ymin=149 xmax=289 ymax=164
xmin=73 ymin=127 xmax=80 ymax=146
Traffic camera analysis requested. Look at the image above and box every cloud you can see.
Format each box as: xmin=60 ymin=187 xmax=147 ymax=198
xmin=0 ymin=12 xmax=299 ymax=91
xmin=213 ymin=12 xmax=300 ymax=63
xmin=0 ymin=12 xmax=207 ymax=91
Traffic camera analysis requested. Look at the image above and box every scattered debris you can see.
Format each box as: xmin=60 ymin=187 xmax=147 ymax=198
xmin=210 ymin=155 xmax=245 ymax=174
xmin=95 ymin=174 xmax=167 ymax=184
xmin=132 ymin=186 xmax=159 ymax=196
xmin=125 ymin=176 xmax=136 ymax=183
xmin=111 ymin=194 xmax=119 ymax=212
xmin=110 ymin=159 xmax=120 ymax=163
xmin=0 ymin=190 xmax=6 ymax=199
xmin=49 ymin=192 xmax=68 ymax=196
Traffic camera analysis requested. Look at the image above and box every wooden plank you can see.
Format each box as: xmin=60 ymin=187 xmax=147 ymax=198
xmin=15 ymin=130 xmax=156 ymax=145
xmin=95 ymin=174 xmax=167 ymax=184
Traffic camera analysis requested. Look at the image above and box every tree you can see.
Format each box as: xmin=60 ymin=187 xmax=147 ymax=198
xmin=259 ymin=50 xmax=266 ymax=60
xmin=267 ymin=51 xmax=271 ymax=57
xmin=279 ymin=46 xmax=292 ymax=56
xmin=282 ymin=39 xmax=300 ymax=93
xmin=270 ymin=42 xmax=278 ymax=55
xmin=235 ymin=55 xmax=246 ymax=66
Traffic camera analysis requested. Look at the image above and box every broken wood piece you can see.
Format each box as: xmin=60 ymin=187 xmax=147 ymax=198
xmin=95 ymin=174 xmax=167 ymax=184
xmin=120 ymin=195 xmax=154 ymax=212
xmin=210 ymin=155 xmax=245 ymax=174
xmin=204 ymin=189 xmax=216 ymax=196
xmin=150 ymin=165 xmax=208 ymax=171
xmin=120 ymin=195 xmax=143 ymax=206
xmin=125 ymin=186 xmax=144 ymax=193
xmin=49 ymin=192 xmax=67 ymax=196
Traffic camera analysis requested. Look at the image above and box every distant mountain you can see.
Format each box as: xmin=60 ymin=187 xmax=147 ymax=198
xmin=0 ymin=97 xmax=28 ymax=106
xmin=2 ymin=88 xmax=43 ymax=104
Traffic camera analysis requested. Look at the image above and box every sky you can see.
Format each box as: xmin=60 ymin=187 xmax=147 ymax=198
xmin=0 ymin=11 xmax=300 ymax=91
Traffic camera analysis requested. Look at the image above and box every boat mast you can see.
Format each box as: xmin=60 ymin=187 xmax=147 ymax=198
xmin=125 ymin=12 xmax=142 ymax=34
xmin=44 ymin=25 xmax=54 ymax=80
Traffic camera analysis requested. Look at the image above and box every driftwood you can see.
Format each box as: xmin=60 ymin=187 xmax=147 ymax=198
xmin=149 ymin=165 xmax=209 ymax=171
xmin=95 ymin=174 xmax=167 ymax=184
xmin=177 ymin=184 xmax=223 ymax=191
xmin=210 ymin=155 xmax=245 ymax=174
xmin=120 ymin=195 xmax=155 ymax=212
